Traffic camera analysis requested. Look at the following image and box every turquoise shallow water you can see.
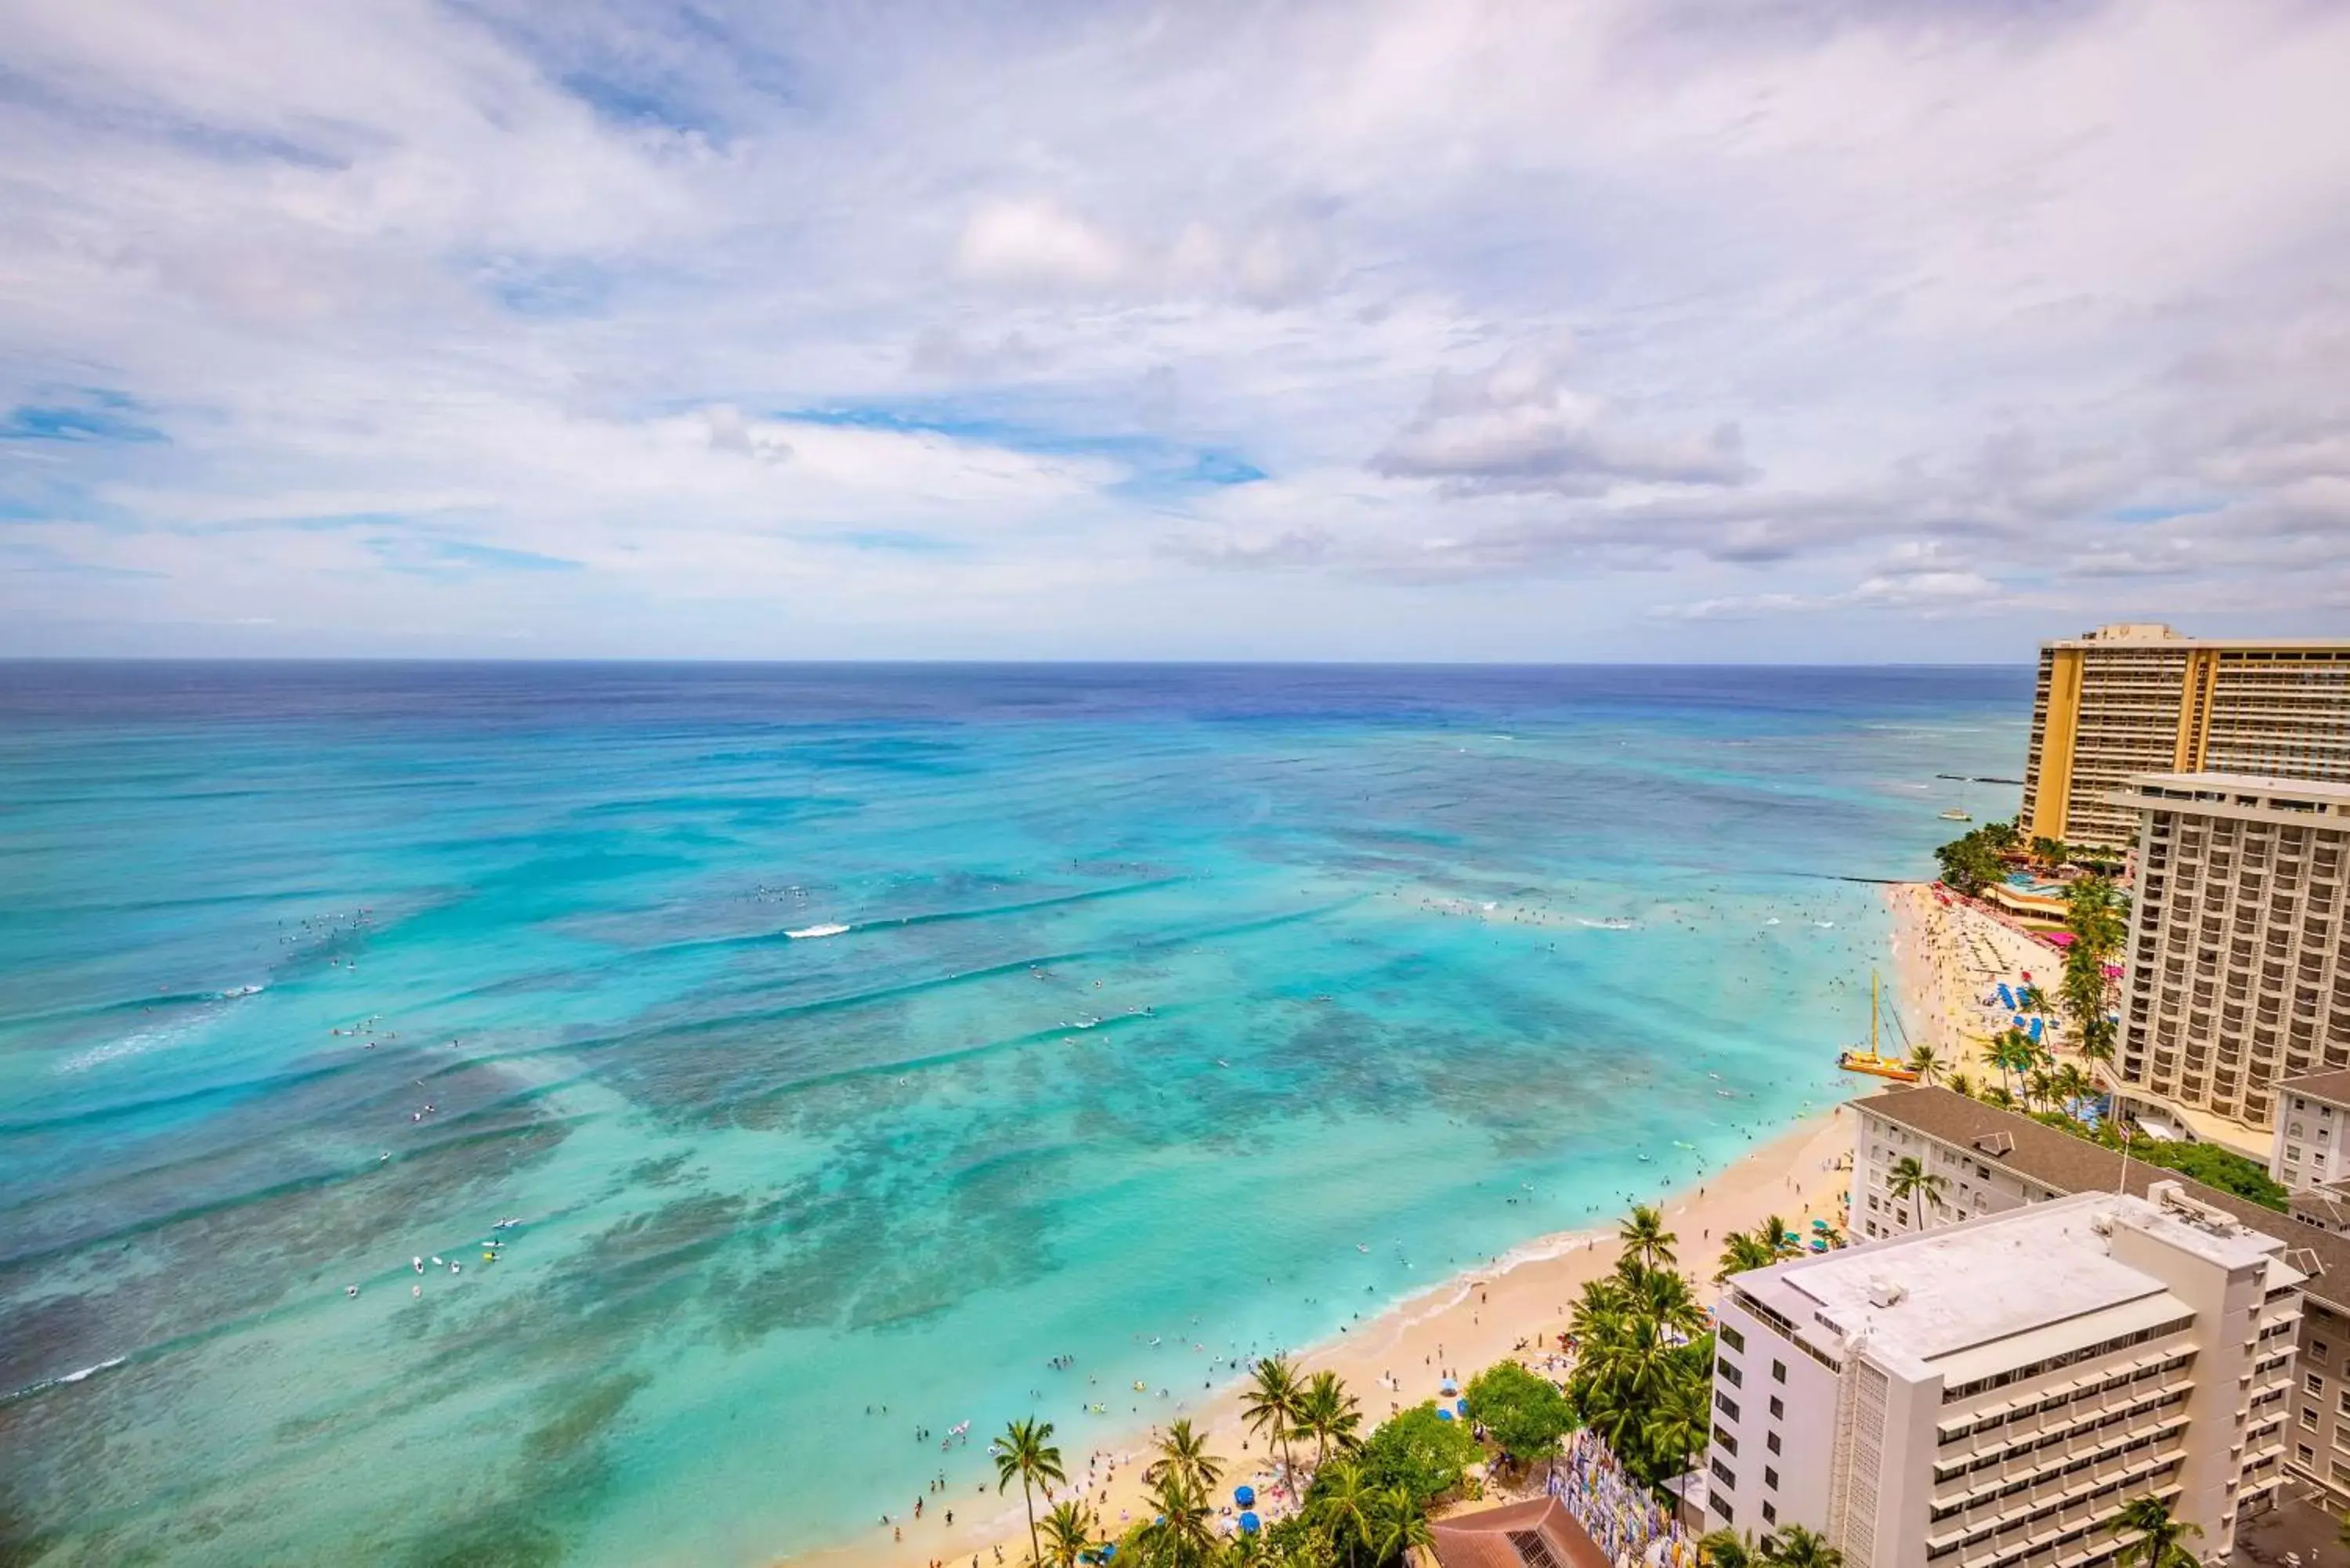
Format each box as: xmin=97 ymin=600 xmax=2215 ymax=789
xmin=0 ymin=663 xmax=2028 ymax=1566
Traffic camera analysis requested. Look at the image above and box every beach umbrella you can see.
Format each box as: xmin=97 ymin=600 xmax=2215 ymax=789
xmin=1436 ymin=1406 xmax=1455 ymax=1421
xmin=1234 ymin=1485 xmax=1255 ymax=1507
xmin=1238 ymin=1512 xmax=1261 ymax=1534
xmin=1456 ymin=1398 xmax=1470 ymax=1418
xmin=1440 ymin=1377 xmax=1459 ymax=1394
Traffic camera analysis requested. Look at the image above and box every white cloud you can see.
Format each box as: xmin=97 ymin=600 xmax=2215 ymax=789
xmin=4 ymin=0 xmax=2350 ymax=656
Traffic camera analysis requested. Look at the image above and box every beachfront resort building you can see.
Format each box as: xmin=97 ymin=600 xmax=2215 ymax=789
xmin=1707 ymin=1184 xmax=2301 ymax=1568
xmin=2273 ymin=1071 xmax=2350 ymax=1193
xmin=2106 ymin=772 xmax=2350 ymax=1149
xmin=1854 ymin=1086 xmax=2350 ymax=1515
xmin=2019 ymin=623 xmax=2350 ymax=853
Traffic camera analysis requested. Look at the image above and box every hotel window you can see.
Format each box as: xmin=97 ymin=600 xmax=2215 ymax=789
xmin=1721 ymin=1360 xmax=1743 ymax=1388
xmin=2316 ymin=1339 xmax=2331 ymax=1365
xmin=1712 ymin=1458 xmax=1736 ymax=1490
xmin=1769 ymin=1396 xmax=1784 ymax=1420
xmin=1721 ymin=1325 xmax=1744 ymax=1353
xmin=1716 ymin=1392 xmax=1740 ymax=1422
xmin=2334 ymin=1458 xmax=2350 ymax=1487
xmin=2301 ymin=1443 xmax=2318 ymax=1469
xmin=1772 ymin=1361 xmax=1787 ymax=1384
xmin=1766 ymin=1431 xmax=1781 ymax=1455
xmin=2337 ymin=1388 xmax=2350 ymax=1416
xmin=2308 ymin=1372 xmax=2325 ymax=1396
xmin=1763 ymin=1466 xmax=1779 ymax=1491
xmin=1761 ymin=1502 xmax=1777 ymax=1526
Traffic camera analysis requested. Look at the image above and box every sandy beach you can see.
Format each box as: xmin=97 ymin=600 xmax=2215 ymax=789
xmin=779 ymin=884 xmax=2034 ymax=1568
xmin=1883 ymin=880 xmax=2069 ymax=1073
xmin=790 ymin=1111 xmax=1858 ymax=1568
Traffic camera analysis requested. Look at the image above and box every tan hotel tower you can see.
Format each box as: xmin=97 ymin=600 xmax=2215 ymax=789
xmin=2020 ymin=624 xmax=2350 ymax=853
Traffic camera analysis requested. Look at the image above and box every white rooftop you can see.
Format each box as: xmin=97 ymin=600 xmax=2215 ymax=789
xmin=1730 ymin=1190 xmax=2290 ymax=1381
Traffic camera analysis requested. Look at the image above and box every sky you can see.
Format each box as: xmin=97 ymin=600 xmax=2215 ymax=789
xmin=3 ymin=0 xmax=2349 ymax=661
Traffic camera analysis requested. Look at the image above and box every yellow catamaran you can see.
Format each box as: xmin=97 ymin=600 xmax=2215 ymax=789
xmin=1837 ymin=971 xmax=1918 ymax=1082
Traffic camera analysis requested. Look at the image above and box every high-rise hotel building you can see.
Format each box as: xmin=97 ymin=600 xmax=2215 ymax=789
xmin=2110 ymin=772 xmax=2350 ymax=1147
xmin=2020 ymin=624 xmax=2350 ymax=853
xmin=1705 ymin=1184 xmax=2301 ymax=1568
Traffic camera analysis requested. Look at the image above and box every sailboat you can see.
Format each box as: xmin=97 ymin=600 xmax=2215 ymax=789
xmin=1838 ymin=972 xmax=1918 ymax=1082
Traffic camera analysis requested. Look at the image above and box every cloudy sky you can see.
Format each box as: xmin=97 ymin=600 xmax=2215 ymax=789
xmin=4 ymin=0 xmax=2348 ymax=660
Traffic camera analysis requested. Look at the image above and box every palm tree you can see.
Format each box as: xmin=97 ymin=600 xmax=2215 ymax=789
xmin=1134 ymin=1472 xmax=1217 ymax=1567
xmin=1144 ymin=1417 xmax=1224 ymax=1493
xmin=1038 ymin=1499 xmax=1097 ymax=1568
xmin=1714 ymin=1228 xmax=1775 ymax=1283
xmin=2110 ymin=1494 xmax=2203 ymax=1568
xmin=1618 ymin=1204 xmax=1678 ymax=1271
xmin=1629 ymin=1259 xmax=1707 ymax=1339
xmin=990 ymin=1416 xmax=1066 ymax=1568
xmin=1298 ymin=1370 xmax=1362 ymax=1473
xmin=1698 ymin=1529 xmax=1761 ymax=1568
xmin=1885 ymin=1154 xmax=1947 ymax=1230
xmin=1980 ymin=1082 xmax=2016 ymax=1110
xmin=1642 ymin=1364 xmax=1710 ymax=1483
xmin=1755 ymin=1214 xmax=1803 ymax=1262
xmin=1242 ymin=1354 xmax=1305 ymax=1487
xmin=2050 ymin=1062 xmax=2093 ymax=1117
xmin=1306 ymin=1458 xmax=1379 ymax=1567
xmin=1904 ymin=1043 xmax=1946 ymax=1086
xmin=2016 ymin=984 xmax=2052 ymax=1017
xmin=2023 ymin=1067 xmax=2054 ymax=1112
xmin=1365 ymin=1483 xmax=1433 ymax=1566
xmin=1762 ymin=1523 xmax=1843 ymax=1568
xmin=1945 ymin=1070 xmax=1977 ymax=1099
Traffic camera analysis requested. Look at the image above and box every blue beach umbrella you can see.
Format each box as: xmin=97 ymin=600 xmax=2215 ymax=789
xmin=1234 ymin=1485 xmax=1255 ymax=1507
xmin=1238 ymin=1512 xmax=1261 ymax=1534
xmin=1456 ymin=1398 xmax=1470 ymax=1418
xmin=1436 ymin=1406 xmax=1455 ymax=1421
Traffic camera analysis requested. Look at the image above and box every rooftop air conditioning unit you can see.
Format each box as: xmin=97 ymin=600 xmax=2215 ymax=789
xmin=1867 ymin=1280 xmax=1907 ymax=1308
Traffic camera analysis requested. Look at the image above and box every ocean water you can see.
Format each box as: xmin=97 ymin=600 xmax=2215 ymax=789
xmin=0 ymin=663 xmax=2029 ymax=1567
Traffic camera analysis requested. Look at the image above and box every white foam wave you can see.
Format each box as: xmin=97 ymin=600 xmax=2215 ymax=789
xmin=786 ymin=923 xmax=851 ymax=940
xmin=4 ymin=1356 xmax=125 ymax=1405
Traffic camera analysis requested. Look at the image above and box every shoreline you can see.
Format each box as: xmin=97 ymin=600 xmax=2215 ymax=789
xmin=779 ymin=883 xmax=1983 ymax=1568
xmin=783 ymin=1111 xmax=1860 ymax=1568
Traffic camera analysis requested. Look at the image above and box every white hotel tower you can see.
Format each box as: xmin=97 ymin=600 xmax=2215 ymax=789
xmin=1705 ymin=1185 xmax=2301 ymax=1568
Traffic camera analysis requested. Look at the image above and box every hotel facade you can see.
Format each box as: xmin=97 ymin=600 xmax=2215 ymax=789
xmin=2019 ymin=624 xmax=2350 ymax=853
xmin=2109 ymin=772 xmax=2350 ymax=1147
xmin=1852 ymin=1088 xmax=2350 ymax=1514
xmin=1707 ymin=1185 xmax=2300 ymax=1568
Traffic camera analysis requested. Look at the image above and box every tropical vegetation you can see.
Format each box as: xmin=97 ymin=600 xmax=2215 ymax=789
xmin=1697 ymin=1523 xmax=1845 ymax=1568
xmin=993 ymin=1201 xmax=1746 ymax=1566
xmin=2108 ymin=1494 xmax=2203 ymax=1568
xmin=992 ymin=1416 xmax=1068 ymax=1568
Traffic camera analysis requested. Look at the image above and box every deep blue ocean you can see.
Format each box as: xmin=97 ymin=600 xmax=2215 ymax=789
xmin=0 ymin=663 xmax=2030 ymax=1566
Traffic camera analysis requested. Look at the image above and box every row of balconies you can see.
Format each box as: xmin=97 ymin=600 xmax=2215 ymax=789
xmin=1935 ymin=1392 xmax=2193 ymax=1499
xmin=1932 ymin=1429 xmax=2189 ymax=1541
xmin=1936 ymin=1376 xmax=2193 ymax=1479
xmin=1926 ymin=1448 xmax=2182 ymax=1565
xmin=1940 ymin=1349 xmax=2196 ymax=1447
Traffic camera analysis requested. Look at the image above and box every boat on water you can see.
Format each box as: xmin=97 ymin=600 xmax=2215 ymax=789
xmin=1938 ymin=808 xmax=1972 ymax=822
xmin=1837 ymin=973 xmax=1920 ymax=1082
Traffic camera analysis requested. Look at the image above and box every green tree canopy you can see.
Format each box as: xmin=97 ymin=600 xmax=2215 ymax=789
xmin=1350 ymin=1401 xmax=1480 ymax=1506
xmin=1463 ymin=1360 xmax=1577 ymax=1465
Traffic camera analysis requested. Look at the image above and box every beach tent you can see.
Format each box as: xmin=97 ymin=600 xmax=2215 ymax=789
xmin=1440 ymin=1378 xmax=1459 ymax=1394
xmin=1234 ymin=1486 xmax=1255 ymax=1507
xmin=1238 ymin=1512 xmax=1261 ymax=1534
